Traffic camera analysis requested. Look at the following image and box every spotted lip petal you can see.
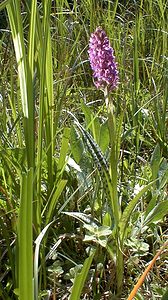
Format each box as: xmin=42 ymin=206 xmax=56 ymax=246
xmin=88 ymin=27 xmax=119 ymax=91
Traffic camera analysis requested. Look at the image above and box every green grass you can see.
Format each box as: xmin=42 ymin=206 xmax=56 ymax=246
xmin=0 ymin=0 xmax=168 ymax=299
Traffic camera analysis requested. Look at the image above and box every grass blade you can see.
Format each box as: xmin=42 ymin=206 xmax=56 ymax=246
xmin=119 ymin=181 xmax=155 ymax=243
xmin=6 ymin=1 xmax=28 ymax=118
xmin=0 ymin=0 xmax=10 ymax=11
xmin=69 ymin=250 xmax=95 ymax=300
xmin=34 ymin=220 xmax=55 ymax=300
xmin=19 ymin=169 xmax=33 ymax=300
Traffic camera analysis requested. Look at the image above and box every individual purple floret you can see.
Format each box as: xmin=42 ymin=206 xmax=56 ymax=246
xmin=88 ymin=27 xmax=119 ymax=91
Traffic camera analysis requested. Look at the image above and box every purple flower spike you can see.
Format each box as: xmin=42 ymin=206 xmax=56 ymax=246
xmin=88 ymin=27 xmax=119 ymax=91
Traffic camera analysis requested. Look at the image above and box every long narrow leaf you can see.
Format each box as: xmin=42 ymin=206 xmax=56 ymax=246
xmin=44 ymin=180 xmax=67 ymax=225
xmin=119 ymin=181 xmax=155 ymax=243
xmin=6 ymin=1 xmax=28 ymax=118
xmin=34 ymin=220 xmax=55 ymax=300
xmin=69 ymin=251 xmax=95 ymax=300
xmin=0 ymin=0 xmax=10 ymax=11
xmin=19 ymin=169 xmax=33 ymax=300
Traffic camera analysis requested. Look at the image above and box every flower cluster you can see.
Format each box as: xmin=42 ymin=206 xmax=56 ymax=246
xmin=88 ymin=27 xmax=119 ymax=91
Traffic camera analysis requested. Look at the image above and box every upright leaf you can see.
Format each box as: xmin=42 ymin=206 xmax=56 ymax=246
xmin=69 ymin=251 xmax=95 ymax=300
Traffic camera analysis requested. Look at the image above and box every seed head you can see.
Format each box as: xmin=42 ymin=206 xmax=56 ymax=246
xmin=88 ymin=27 xmax=119 ymax=91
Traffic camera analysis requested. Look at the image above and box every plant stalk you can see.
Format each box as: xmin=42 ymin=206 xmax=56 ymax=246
xmin=104 ymin=87 xmax=123 ymax=293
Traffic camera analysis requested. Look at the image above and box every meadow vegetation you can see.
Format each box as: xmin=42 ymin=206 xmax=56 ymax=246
xmin=0 ymin=0 xmax=168 ymax=299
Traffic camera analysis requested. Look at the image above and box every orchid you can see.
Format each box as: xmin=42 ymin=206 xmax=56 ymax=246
xmin=88 ymin=27 xmax=119 ymax=91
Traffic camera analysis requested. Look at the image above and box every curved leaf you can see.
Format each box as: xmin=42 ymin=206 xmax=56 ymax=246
xmin=69 ymin=250 xmax=95 ymax=300
xmin=119 ymin=181 xmax=155 ymax=243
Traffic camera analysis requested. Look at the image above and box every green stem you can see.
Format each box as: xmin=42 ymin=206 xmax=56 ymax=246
xmin=104 ymin=87 xmax=120 ymax=225
xmin=104 ymin=87 xmax=123 ymax=293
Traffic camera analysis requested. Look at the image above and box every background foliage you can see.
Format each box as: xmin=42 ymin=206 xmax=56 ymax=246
xmin=0 ymin=0 xmax=167 ymax=299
